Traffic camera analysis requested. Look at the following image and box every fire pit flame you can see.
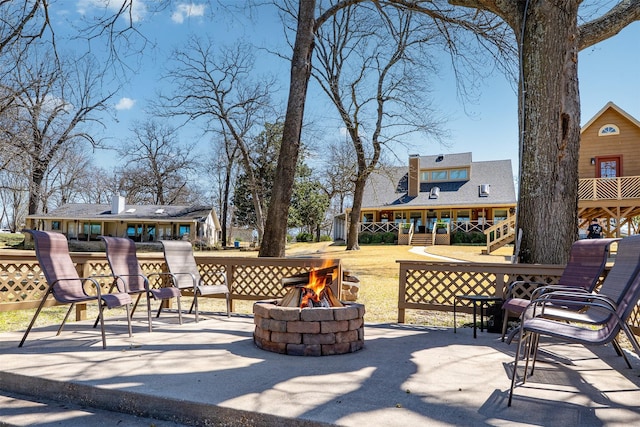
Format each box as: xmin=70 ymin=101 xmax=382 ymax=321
xmin=280 ymin=262 xmax=343 ymax=308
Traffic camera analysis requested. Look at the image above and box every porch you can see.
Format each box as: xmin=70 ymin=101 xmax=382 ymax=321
xmin=578 ymin=175 xmax=640 ymax=237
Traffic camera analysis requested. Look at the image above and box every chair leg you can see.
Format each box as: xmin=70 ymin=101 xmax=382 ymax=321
xmin=125 ymin=304 xmax=132 ymax=337
xmin=612 ymin=338 xmax=633 ymax=369
xmin=131 ymin=293 xmax=142 ymax=317
xmin=146 ymin=293 xmax=153 ymax=332
xmin=501 ymin=309 xmax=511 ymax=342
xmin=19 ymin=289 xmax=52 ymax=347
xmin=193 ymin=293 xmax=199 ymax=323
xmin=57 ymin=303 xmax=76 ymax=336
xmin=97 ymin=301 xmax=107 ymax=349
xmin=226 ymin=293 xmax=231 ymax=318
xmin=508 ymin=324 xmax=528 ymax=406
xmin=177 ymin=295 xmax=183 ymax=325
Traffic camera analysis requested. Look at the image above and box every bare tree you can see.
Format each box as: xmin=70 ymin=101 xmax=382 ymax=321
xmin=204 ymin=132 xmax=241 ymax=247
xmin=159 ymin=38 xmax=278 ymax=241
xmin=313 ymin=3 xmax=448 ymax=250
xmin=116 ymin=119 xmax=198 ymax=205
xmin=446 ymin=0 xmax=640 ymax=263
xmin=261 ymin=0 xmax=512 ymax=257
xmin=321 ymin=138 xmax=357 ymax=216
xmin=3 ymin=49 xmax=116 ymax=215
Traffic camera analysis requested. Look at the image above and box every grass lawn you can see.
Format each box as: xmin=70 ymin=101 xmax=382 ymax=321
xmin=0 ymin=242 xmax=513 ymax=333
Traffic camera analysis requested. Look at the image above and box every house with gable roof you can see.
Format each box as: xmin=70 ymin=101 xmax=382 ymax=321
xmin=25 ymin=195 xmax=222 ymax=246
xmin=334 ymin=152 xmax=517 ymax=247
xmin=578 ymin=101 xmax=640 ymax=237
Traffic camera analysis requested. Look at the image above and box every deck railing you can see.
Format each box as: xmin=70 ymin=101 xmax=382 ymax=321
xmin=579 ymin=175 xmax=640 ymax=200
xmin=397 ymin=260 xmax=640 ymax=337
xmin=0 ymin=251 xmax=341 ymax=318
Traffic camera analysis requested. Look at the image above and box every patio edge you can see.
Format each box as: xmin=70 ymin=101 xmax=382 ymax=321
xmin=0 ymin=371 xmax=334 ymax=427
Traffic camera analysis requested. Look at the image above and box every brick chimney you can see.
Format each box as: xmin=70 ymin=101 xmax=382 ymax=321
xmin=408 ymin=155 xmax=420 ymax=197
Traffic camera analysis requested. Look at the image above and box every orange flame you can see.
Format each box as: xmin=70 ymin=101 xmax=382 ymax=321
xmin=300 ymin=260 xmax=333 ymax=308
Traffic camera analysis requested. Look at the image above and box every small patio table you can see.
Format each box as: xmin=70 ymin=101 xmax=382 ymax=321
xmin=454 ymin=294 xmax=503 ymax=338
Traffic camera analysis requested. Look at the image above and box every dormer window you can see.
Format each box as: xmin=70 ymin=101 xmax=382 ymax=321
xmin=598 ymin=124 xmax=619 ymax=136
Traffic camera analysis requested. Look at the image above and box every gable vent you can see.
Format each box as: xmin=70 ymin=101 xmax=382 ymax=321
xmin=479 ymin=184 xmax=490 ymax=197
xmin=430 ymin=186 xmax=440 ymax=199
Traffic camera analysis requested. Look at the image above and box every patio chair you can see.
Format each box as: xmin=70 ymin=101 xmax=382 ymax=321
xmin=160 ymin=240 xmax=230 ymax=322
xmin=507 ymin=234 xmax=640 ymax=406
xmin=19 ymin=230 xmax=132 ymax=349
xmin=101 ymin=236 xmax=182 ymax=332
xmin=501 ymin=238 xmax=617 ymax=341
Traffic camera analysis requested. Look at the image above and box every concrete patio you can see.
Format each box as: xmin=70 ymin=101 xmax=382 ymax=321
xmin=0 ymin=312 xmax=639 ymax=426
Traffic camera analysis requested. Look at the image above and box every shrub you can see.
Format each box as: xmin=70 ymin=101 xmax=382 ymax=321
xmin=358 ymin=232 xmax=373 ymax=244
xmin=382 ymin=232 xmax=396 ymax=244
xmin=296 ymin=232 xmax=314 ymax=242
xmin=470 ymin=232 xmax=487 ymax=244
xmin=319 ymin=234 xmax=332 ymax=242
xmin=452 ymin=232 xmax=467 ymax=244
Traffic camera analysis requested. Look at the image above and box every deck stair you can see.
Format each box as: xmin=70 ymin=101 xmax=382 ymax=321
xmin=483 ymin=217 xmax=516 ymax=254
xmin=411 ymin=233 xmax=432 ymax=246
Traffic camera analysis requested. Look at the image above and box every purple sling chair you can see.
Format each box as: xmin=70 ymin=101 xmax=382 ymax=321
xmin=20 ymin=230 xmax=132 ymax=349
xmin=501 ymin=238 xmax=617 ymax=341
xmin=101 ymin=236 xmax=182 ymax=332
xmin=508 ymin=234 xmax=640 ymax=406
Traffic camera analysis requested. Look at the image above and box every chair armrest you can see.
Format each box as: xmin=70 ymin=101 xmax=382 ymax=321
xmin=110 ymin=273 xmax=150 ymax=293
xmin=524 ymin=291 xmax=618 ymax=321
xmin=504 ymin=280 xmax=549 ymax=300
xmin=160 ymin=272 xmax=197 ymax=289
xmin=530 ymin=285 xmax=590 ymax=300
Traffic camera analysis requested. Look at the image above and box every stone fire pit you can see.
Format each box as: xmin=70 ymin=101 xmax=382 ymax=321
xmin=253 ymin=300 xmax=365 ymax=356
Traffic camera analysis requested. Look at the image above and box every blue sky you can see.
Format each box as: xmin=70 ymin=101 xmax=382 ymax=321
xmin=57 ymin=1 xmax=640 ymax=177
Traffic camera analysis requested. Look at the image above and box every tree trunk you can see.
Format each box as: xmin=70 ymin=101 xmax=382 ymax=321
xmin=515 ymin=1 xmax=581 ymax=264
xmin=346 ymin=175 xmax=366 ymax=250
xmin=260 ymin=0 xmax=316 ymax=257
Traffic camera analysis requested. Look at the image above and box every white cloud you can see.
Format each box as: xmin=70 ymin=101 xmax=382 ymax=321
xmin=76 ymin=0 xmax=147 ymax=23
xmin=115 ymin=97 xmax=136 ymax=110
xmin=171 ymin=3 xmax=206 ymax=24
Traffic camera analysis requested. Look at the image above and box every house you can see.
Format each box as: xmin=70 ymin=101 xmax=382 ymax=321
xmin=578 ymin=101 xmax=640 ymax=237
xmin=25 ymin=195 xmax=222 ymax=246
xmin=334 ymin=152 xmax=517 ymax=246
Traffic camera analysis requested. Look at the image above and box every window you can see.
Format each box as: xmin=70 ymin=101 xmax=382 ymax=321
xmin=83 ymin=223 xmax=101 ymax=236
xmin=362 ymin=213 xmax=374 ymax=223
xmin=600 ymin=160 xmax=618 ymax=178
xmin=127 ymin=224 xmax=142 ymax=238
xmin=178 ymin=224 xmax=191 ymax=236
xmin=598 ymin=124 xmax=620 ymax=136
xmin=449 ymin=168 xmax=468 ymax=180
xmin=394 ymin=212 xmax=407 ymax=224
xmin=493 ymin=209 xmax=508 ymax=222
xmin=420 ymin=171 xmax=429 ymax=182
xmin=430 ymin=170 xmax=448 ymax=181
xmin=51 ymin=221 xmax=61 ymax=231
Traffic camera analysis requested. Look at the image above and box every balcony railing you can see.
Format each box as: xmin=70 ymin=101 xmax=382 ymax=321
xmin=579 ymin=175 xmax=640 ymax=200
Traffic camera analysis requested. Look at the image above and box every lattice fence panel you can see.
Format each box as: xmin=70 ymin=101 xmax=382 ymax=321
xmin=231 ymin=265 xmax=315 ymax=298
xmin=0 ymin=262 xmax=44 ymax=304
xmin=404 ymin=269 xmax=499 ymax=306
xmin=199 ymin=263 xmax=228 ymax=286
